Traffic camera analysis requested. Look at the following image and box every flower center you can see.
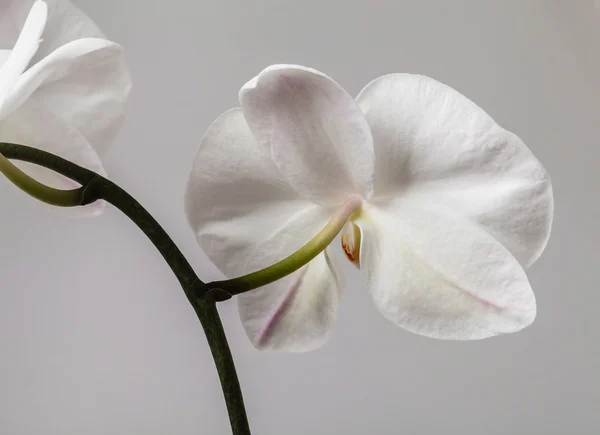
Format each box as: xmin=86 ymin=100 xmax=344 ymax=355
xmin=212 ymin=194 xmax=365 ymax=294
xmin=341 ymin=221 xmax=361 ymax=268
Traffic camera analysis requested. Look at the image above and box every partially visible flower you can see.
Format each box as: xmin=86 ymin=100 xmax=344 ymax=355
xmin=0 ymin=0 xmax=131 ymax=214
xmin=185 ymin=65 xmax=553 ymax=351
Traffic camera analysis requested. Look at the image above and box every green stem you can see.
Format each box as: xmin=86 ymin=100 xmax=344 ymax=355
xmin=1 ymin=143 xmax=365 ymax=433
xmin=0 ymin=143 xmax=250 ymax=435
xmin=208 ymin=195 xmax=363 ymax=296
xmin=0 ymin=153 xmax=84 ymax=207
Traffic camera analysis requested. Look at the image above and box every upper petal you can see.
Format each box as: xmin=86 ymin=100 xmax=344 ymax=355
xmin=239 ymin=65 xmax=375 ymax=204
xmin=185 ymin=107 xmax=331 ymax=277
xmin=2 ymin=38 xmax=131 ymax=154
xmin=0 ymin=0 xmax=106 ymax=62
xmin=0 ymin=0 xmax=47 ymax=105
xmin=357 ymin=74 xmax=553 ymax=266
xmin=356 ymin=202 xmax=536 ymax=340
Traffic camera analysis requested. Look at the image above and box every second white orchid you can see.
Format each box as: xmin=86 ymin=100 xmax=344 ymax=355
xmin=0 ymin=0 xmax=131 ymax=214
xmin=185 ymin=64 xmax=553 ymax=352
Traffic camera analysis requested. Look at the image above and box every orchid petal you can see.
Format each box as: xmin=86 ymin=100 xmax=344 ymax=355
xmin=0 ymin=49 xmax=10 ymax=62
xmin=0 ymin=50 xmax=11 ymax=69
xmin=237 ymin=197 xmax=344 ymax=354
xmin=356 ymin=202 xmax=536 ymax=340
xmin=235 ymin=196 xmax=343 ymax=352
xmin=186 ymin=108 xmax=345 ymax=351
xmin=1 ymin=38 xmax=131 ymax=154
xmin=240 ymin=64 xmax=374 ymax=204
xmin=0 ymin=0 xmax=105 ymax=63
xmin=185 ymin=108 xmax=335 ymax=278
xmin=357 ymin=74 xmax=553 ymax=266
xmin=239 ymin=247 xmax=342 ymax=352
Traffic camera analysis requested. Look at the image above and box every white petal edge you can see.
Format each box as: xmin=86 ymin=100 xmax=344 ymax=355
xmin=356 ymin=202 xmax=536 ymax=340
xmin=356 ymin=73 xmax=553 ymax=267
xmin=239 ymin=64 xmax=375 ymax=205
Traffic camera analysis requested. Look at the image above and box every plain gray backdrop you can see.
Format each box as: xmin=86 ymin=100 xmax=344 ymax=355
xmin=1 ymin=0 xmax=599 ymax=434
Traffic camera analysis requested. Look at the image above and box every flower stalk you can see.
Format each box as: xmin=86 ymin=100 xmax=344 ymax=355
xmin=0 ymin=142 xmax=251 ymax=435
xmin=0 ymin=153 xmax=85 ymax=207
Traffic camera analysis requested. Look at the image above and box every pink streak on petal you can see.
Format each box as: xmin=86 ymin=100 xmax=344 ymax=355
xmin=462 ymin=288 xmax=505 ymax=311
xmin=256 ymin=268 xmax=307 ymax=347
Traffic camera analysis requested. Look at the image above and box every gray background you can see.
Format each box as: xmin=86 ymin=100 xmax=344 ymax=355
xmin=1 ymin=0 xmax=599 ymax=434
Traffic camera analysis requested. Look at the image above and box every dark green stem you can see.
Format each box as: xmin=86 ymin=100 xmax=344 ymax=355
xmin=0 ymin=153 xmax=84 ymax=207
xmin=0 ymin=143 xmax=250 ymax=435
xmin=208 ymin=194 xmax=362 ymax=296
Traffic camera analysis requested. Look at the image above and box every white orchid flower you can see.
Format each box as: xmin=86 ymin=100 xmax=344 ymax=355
xmin=185 ymin=65 xmax=553 ymax=352
xmin=0 ymin=0 xmax=131 ymax=214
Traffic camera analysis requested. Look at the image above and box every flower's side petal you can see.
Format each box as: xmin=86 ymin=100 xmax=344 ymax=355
xmin=185 ymin=107 xmax=328 ymax=277
xmin=387 ymin=174 xmax=553 ymax=268
xmin=238 ymin=251 xmax=342 ymax=352
xmin=0 ymin=97 xmax=106 ymax=216
xmin=0 ymin=0 xmax=105 ymax=63
xmin=356 ymin=203 xmax=536 ymax=340
xmin=2 ymin=38 xmax=131 ymax=154
xmin=238 ymin=215 xmax=342 ymax=352
xmin=357 ymin=74 xmax=553 ymax=267
xmin=240 ymin=65 xmax=374 ymax=204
